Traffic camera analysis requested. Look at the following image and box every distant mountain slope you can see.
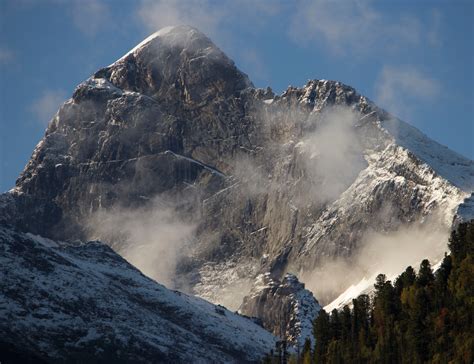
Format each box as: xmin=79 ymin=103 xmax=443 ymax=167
xmin=0 ymin=227 xmax=276 ymax=363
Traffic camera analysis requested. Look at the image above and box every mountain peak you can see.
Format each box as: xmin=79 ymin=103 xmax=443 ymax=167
xmin=111 ymin=25 xmax=210 ymax=66
xmin=96 ymin=25 xmax=252 ymax=102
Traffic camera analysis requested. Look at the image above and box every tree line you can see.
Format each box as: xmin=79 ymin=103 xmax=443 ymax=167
xmin=265 ymin=221 xmax=473 ymax=363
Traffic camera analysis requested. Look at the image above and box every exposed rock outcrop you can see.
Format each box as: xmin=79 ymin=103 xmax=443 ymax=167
xmin=239 ymin=273 xmax=321 ymax=348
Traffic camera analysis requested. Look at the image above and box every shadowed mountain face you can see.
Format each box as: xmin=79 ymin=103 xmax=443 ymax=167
xmin=2 ymin=26 xmax=473 ymax=310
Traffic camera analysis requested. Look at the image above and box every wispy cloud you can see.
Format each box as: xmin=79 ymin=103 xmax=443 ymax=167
xmin=238 ymin=48 xmax=268 ymax=82
xmin=135 ymin=0 xmax=278 ymax=84
xmin=303 ymin=215 xmax=449 ymax=305
xmin=427 ymin=9 xmax=443 ymax=47
xmin=375 ymin=65 xmax=440 ymax=119
xmin=71 ymin=0 xmax=110 ymax=37
xmin=288 ymin=0 xmax=438 ymax=56
xmin=86 ymin=196 xmax=197 ymax=288
xmin=0 ymin=48 xmax=15 ymax=65
xmin=137 ymin=0 xmax=226 ymax=38
xmin=136 ymin=0 xmax=281 ymax=39
xmin=31 ymin=90 xmax=67 ymax=125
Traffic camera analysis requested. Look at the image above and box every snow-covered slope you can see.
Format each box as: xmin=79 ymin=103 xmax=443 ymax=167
xmin=0 ymin=227 xmax=276 ymax=363
xmin=324 ymin=276 xmax=376 ymax=313
xmin=381 ymin=117 xmax=473 ymax=191
xmin=324 ymin=258 xmax=446 ymax=312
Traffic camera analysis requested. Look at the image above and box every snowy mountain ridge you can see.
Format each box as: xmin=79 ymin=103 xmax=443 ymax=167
xmin=380 ymin=117 xmax=473 ymax=191
xmin=0 ymin=226 xmax=276 ymax=363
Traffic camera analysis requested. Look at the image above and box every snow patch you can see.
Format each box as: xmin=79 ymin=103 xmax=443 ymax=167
xmin=381 ymin=118 xmax=474 ymax=191
xmin=110 ymin=25 xmax=199 ymax=66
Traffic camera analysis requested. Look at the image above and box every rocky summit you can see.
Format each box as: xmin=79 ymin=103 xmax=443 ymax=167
xmin=1 ymin=25 xmax=473 ymax=360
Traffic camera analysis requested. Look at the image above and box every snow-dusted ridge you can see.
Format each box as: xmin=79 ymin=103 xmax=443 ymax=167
xmin=380 ymin=117 xmax=473 ymax=191
xmin=324 ymin=259 xmax=446 ymax=312
xmin=109 ymin=25 xmax=202 ymax=66
xmin=324 ymin=276 xmax=376 ymax=312
xmin=109 ymin=26 xmax=175 ymax=66
xmin=0 ymin=227 xmax=276 ymax=363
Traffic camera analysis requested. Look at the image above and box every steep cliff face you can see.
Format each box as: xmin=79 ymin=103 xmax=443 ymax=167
xmin=239 ymin=273 xmax=321 ymax=348
xmin=11 ymin=26 xmax=251 ymax=239
xmin=3 ymin=26 xmax=473 ymax=309
xmin=0 ymin=226 xmax=276 ymax=363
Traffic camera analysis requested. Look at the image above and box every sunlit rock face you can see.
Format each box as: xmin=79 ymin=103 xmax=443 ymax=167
xmin=3 ymin=25 xmax=473 ymax=308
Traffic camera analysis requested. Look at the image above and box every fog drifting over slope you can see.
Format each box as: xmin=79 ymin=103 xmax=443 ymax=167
xmin=258 ymin=102 xmax=455 ymax=305
xmin=80 ymin=76 xmax=459 ymax=311
xmin=86 ymin=196 xmax=196 ymax=288
xmin=302 ymin=217 xmax=450 ymax=305
xmin=297 ymin=106 xmax=367 ymax=203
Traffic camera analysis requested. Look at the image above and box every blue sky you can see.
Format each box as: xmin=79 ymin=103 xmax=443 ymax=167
xmin=0 ymin=0 xmax=473 ymax=192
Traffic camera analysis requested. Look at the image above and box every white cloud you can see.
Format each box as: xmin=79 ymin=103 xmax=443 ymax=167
xmin=71 ymin=0 xmax=110 ymax=36
xmin=31 ymin=90 xmax=67 ymax=125
xmin=135 ymin=0 xmax=279 ymax=84
xmin=299 ymin=106 xmax=366 ymax=203
xmin=137 ymin=0 xmax=226 ymax=38
xmin=86 ymin=196 xmax=197 ymax=288
xmin=0 ymin=48 xmax=14 ymax=64
xmin=375 ymin=65 xmax=440 ymax=119
xmin=427 ymin=9 xmax=442 ymax=47
xmin=303 ymin=217 xmax=449 ymax=304
xmin=238 ymin=48 xmax=268 ymax=82
xmin=136 ymin=0 xmax=281 ymax=38
xmin=288 ymin=0 xmax=437 ymax=56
